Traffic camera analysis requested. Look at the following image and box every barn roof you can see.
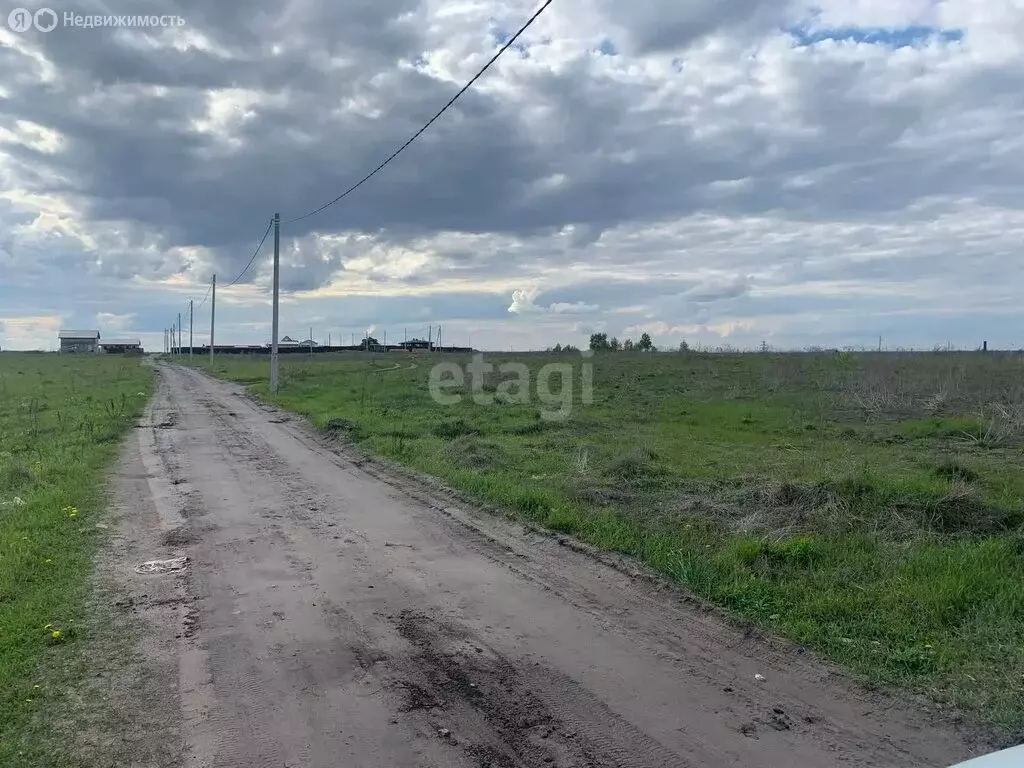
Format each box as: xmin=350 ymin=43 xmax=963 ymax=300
xmin=58 ymin=330 xmax=100 ymax=339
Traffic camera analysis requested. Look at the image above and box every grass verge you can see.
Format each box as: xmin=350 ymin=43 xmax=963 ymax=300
xmin=0 ymin=354 xmax=153 ymax=766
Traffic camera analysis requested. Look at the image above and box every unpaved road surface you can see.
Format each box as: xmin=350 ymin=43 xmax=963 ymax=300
xmin=105 ymin=364 xmax=976 ymax=768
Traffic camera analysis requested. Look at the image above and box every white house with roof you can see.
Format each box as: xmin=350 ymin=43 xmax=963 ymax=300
xmin=58 ymin=330 xmax=100 ymax=354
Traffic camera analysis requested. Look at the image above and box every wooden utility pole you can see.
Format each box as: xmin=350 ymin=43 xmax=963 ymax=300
xmin=270 ymin=213 xmax=281 ymax=393
xmin=210 ymin=274 xmax=216 ymax=363
xmin=189 ymin=299 xmax=193 ymax=360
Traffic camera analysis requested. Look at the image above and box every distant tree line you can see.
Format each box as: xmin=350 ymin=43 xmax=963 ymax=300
xmin=585 ymin=332 xmax=689 ymax=353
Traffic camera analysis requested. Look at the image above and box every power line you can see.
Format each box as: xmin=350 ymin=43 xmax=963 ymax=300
xmin=196 ymin=281 xmax=213 ymax=310
xmin=282 ymin=0 xmax=554 ymax=226
xmin=227 ymin=217 xmax=274 ymax=287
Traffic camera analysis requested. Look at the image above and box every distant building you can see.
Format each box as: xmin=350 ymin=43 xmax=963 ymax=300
xmin=58 ymin=330 xmax=100 ymax=353
xmin=100 ymin=339 xmax=143 ymax=355
xmin=401 ymin=338 xmax=431 ymax=350
xmin=278 ymin=336 xmax=300 ymax=347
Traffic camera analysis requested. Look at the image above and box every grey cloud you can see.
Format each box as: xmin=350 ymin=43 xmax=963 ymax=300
xmin=595 ymin=0 xmax=796 ymax=53
xmin=683 ymin=275 xmax=753 ymax=302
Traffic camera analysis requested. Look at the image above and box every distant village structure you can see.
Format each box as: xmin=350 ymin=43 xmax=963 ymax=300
xmin=58 ymin=330 xmax=100 ymax=354
xmin=100 ymin=339 xmax=143 ymax=354
xmin=58 ymin=330 xmax=142 ymax=354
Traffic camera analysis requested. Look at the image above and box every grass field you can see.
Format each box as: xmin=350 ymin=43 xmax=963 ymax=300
xmin=196 ymin=349 xmax=1024 ymax=740
xmin=0 ymin=353 xmax=153 ymax=765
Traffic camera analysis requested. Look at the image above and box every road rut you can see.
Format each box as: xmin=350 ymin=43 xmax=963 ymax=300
xmin=106 ymin=363 xmax=975 ymax=767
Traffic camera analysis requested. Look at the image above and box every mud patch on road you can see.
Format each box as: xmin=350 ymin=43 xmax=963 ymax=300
xmin=391 ymin=610 xmax=686 ymax=768
xmin=393 ymin=609 xmax=572 ymax=766
xmin=160 ymin=525 xmax=198 ymax=547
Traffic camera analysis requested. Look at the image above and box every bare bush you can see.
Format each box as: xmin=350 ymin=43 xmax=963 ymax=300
xmin=962 ymin=403 xmax=1024 ymax=448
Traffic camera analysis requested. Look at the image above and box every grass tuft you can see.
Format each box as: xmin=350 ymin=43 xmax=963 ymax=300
xmin=934 ymin=460 xmax=979 ymax=483
xmin=431 ymin=418 xmax=479 ymax=440
xmin=1 ymin=460 xmax=37 ymax=492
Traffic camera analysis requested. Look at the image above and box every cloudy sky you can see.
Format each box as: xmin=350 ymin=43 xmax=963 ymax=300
xmin=1 ymin=0 xmax=1022 ymax=352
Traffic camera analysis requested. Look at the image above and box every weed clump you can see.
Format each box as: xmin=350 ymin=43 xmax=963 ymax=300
xmin=1 ymin=460 xmax=36 ymax=491
xmin=607 ymin=447 xmax=662 ymax=482
xmin=933 ymin=460 xmax=979 ymax=483
xmin=732 ymin=535 xmax=823 ymax=570
xmin=443 ymin=436 xmax=505 ymax=470
xmin=915 ymin=487 xmax=1019 ymax=535
xmin=324 ymin=417 xmax=360 ymax=436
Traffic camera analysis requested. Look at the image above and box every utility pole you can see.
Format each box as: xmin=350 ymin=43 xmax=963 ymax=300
xmin=438 ymin=325 xmax=441 ymax=353
xmin=429 ymin=325 xmax=432 ymax=352
xmin=383 ymin=330 xmax=387 ymax=350
xmin=177 ymin=313 xmax=181 ymax=356
xmin=189 ymin=299 xmax=193 ymax=360
xmin=351 ymin=333 xmax=354 ymax=346
xmin=309 ymin=326 xmax=313 ymax=359
xmin=270 ymin=213 xmax=281 ymax=393
xmin=210 ymin=274 xmax=217 ymax=364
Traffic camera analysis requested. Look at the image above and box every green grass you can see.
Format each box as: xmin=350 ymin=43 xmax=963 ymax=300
xmin=196 ymin=350 xmax=1024 ymax=742
xmin=0 ymin=353 xmax=153 ymax=765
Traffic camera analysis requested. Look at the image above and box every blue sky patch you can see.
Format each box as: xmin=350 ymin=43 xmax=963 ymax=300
xmin=491 ymin=28 xmax=530 ymax=57
xmin=787 ymin=25 xmax=964 ymax=48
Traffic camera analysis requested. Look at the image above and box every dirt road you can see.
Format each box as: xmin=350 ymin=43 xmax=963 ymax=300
xmin=103 ymin=363 xmax=975 ymax=768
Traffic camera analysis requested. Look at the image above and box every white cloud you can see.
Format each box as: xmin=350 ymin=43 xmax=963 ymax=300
xmin=0 ymin=315 xmax=62 ymax=350
xmin=508 ymin=287 xmax=542 ymax=314
xmin=95 ymin=312 xmax=136 ymax=332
